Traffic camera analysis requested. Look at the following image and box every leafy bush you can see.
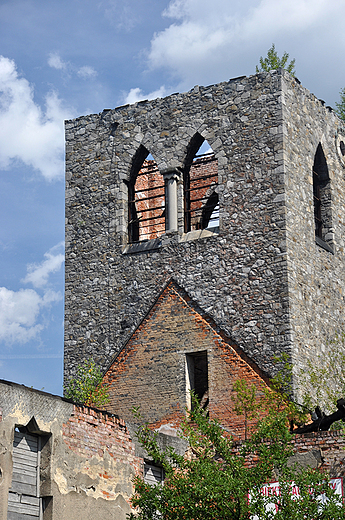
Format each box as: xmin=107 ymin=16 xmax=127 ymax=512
xmin=64 ymin=359 xmax=110 ymax=408
xmin=129 ymin=394 xmax=343 ymax=520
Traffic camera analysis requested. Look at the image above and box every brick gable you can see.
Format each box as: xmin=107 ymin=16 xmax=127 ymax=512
xmin=103 ymin=281 xmax=269 ymax=440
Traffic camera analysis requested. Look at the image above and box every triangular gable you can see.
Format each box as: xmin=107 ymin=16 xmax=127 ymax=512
xmin=103 ymin=280 xmax=270 ymax=439
xmin=105 ymin=279 xmax=268 ymax=382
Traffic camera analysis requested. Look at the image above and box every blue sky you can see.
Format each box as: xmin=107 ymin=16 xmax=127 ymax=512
xmin=0 ymin=0 xmax=344 ymax=396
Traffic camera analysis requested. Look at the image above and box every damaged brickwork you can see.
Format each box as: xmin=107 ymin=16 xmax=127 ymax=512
xmin=64 ymin=69 xmax=345 ymax=401
xmin=0 ymin=380 xmax=142 ymax=520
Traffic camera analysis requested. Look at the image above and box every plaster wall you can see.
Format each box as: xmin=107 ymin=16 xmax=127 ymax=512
xmin=0 ymin=380 xmax=141 ymax=520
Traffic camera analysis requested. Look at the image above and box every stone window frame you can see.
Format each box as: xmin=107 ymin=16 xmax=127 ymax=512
xmin=123 ymin=132 xmax=223 ymax=254
xmin=312 ymin=143 xmax=334 ymax=254
xmin=8 ymin=417 xmax=52 ymax=520
xmin=335 ymin=130 xmax=345 ymax=168
xmin=126 ymin=145 xmax=166 ymax=245
xmin=182 ymin=132 xmax=219 ymax=235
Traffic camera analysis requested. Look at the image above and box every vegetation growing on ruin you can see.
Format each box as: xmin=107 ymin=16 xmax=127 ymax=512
xmin=129 ymin=393 xmax=343 ymax=519
xmin=256 ymin=43 xmax=296 ymax=76
xmin=64 ymin=358 xmax=109 ymax=407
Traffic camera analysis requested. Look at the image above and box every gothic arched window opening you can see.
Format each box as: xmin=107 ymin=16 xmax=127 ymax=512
xmin=313 ymin=143 xmax=332 ymax=250
xmin=183 ymin=134 xmax=218 ymax=233
xmin=128 ymin=147 xmax=165 ymax=243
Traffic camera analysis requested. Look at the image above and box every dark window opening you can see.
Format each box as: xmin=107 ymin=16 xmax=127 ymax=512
xmin=313 ymin=143 xmax=332 ymax=246
xmin=340 ymin=140 xmax=345 ymax=157
xmin=144 ymin=462 xmax=164 ymax=486
xmin=128 ymin=146 xmax=165 ymax=243
xmin=183 ymin=134 xmax=218 ymax=233
xmin=186 ymin=351 xmax=209 ymax=411
xmin=201 ymin=191 xmax=219 ymax=230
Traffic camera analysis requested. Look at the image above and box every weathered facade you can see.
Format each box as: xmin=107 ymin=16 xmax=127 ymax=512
xmin=64 ymin=69 xmax=345 ymax=407
xmin=2 ymin=379 xmax=345 ymax=519
xmin=0 ymin=380 xmax=141 ymax=520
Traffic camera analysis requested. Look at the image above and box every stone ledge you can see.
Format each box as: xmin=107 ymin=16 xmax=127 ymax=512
xmin=315 ymin=236 xmax=334 ymax=254
xmin=122 ymin=238 xmax=162 ymax=255
xmin=179 ymin=227 xmax=219 ymax=243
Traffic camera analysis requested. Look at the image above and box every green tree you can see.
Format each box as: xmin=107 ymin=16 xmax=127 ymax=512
xmin=335 ymin=87 xmax=345 ymax=121
xmin=129 ymin=395 xmax=343 ymax=520
xmin=231 ymin=379 xmax=259 ymax=440
xmin=64 ymin=358 xmax=110 ymax=407
xmin=256 ymin=43 xmax=296 ymax=76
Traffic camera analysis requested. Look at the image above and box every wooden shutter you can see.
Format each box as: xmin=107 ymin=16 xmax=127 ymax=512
xmin=144 ymin=463 xmax=164 ymax=486
xmin=7 ymin=430 xmax=40 ymax=519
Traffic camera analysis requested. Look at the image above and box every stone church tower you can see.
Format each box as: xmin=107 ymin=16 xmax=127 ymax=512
xmin=64 ymin=69 xmax=345 ymax=402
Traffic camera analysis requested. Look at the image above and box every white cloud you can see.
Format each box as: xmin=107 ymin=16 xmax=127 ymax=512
xmin=124 ymin=86 xmax=168 ymax=105
xmin=102 ymin=0 xmax=138 ymax=31
xmin=0 ymin=55 xmax=74 ymax=180
xmin=77 ymin=66 xmax=97 ymax=79
xmin=0 ymin=243 xmax=63 ymax=345
xmin=48 ymin=52 xmax=67 ymax=70
xmin=23 ymin=242 xmax=64 ymax=288
xmin=148 ymin=0 xmax=344 ymax=86
xmin=0 ymin=287 xmax=44 ymax=344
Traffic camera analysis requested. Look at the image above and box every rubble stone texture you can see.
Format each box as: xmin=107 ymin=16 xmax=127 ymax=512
xmin=64 ymin=69 xmax=345 ymax=400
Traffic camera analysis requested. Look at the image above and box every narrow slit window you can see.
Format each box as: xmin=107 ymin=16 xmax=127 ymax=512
xmin=128 ymin=147 xmax=165 ymax=243
xmin=186 ymin=351 xmax=209 ymax=411
xmin=312 ymin=143 xmax=332 ymax=247
xmin=183 ymin=134 xmax=218 ymax=233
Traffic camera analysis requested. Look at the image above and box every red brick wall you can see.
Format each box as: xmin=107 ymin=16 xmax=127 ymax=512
xmin=188 ymin=155 xmax=218 ymax=230
xmin=292 ymin=430 xmax=345 ymax=478
xmin=134 ymin=160 xmax=165 ymax=241
xmin=103 ymin=281 xmax=269 ymax=440
xmin=62 ymin=405 xmax=142 ymax=499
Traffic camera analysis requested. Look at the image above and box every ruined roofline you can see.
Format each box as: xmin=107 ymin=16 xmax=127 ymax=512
xmin=0 ymin=378 xmax=119 ymax=418
xmin=64 ymin=68 xmax=335 ymax=125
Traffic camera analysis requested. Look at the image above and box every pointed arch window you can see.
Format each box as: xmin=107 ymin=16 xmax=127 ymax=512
xmin=128 ymin=147 xmax=165 ymax=243
xmin=313 ymin=143 xmax=333 ymax=252
xmin=183 ymin=134 xmax=218 ymax=233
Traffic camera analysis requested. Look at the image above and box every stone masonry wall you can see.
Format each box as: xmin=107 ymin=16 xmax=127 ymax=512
xmin=0 ymin=380 xmax=141 ymax=520
xmin=280 ymin=74 xmax=345 ymax=393
xmin=64 ymin=70 xmax=289 ymax=383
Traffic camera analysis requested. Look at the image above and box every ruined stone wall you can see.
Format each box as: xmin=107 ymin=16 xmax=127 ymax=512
xmin=65 ymin=70 xmax=289 ymax=383
xmin=280 ymin=73 xmax=345 ymax=392
xmin=0 ymin=380 xmax=141 ymax=520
